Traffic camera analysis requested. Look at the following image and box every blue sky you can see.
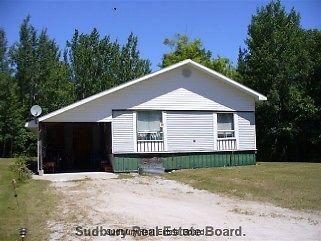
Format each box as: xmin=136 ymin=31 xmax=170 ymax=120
xmin=1 ymin=0 xmax=320 ymax=70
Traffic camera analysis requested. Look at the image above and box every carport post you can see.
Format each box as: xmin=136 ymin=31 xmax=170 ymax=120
xmin=38 ymin=123 xmax=44 ymax=175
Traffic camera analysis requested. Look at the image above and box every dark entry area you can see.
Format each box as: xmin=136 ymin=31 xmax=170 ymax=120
xmin=40 ymin=122 xmax=112 ymax=173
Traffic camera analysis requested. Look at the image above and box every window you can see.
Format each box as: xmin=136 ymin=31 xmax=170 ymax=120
xmin=217 ymin=113 xmax=235 ymax=138
xmin=137 ymin=111 xmax=163 ymax=141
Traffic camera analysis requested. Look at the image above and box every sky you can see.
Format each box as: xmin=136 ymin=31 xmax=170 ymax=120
xmin=1 ymin=0 xmax=320 ymax=70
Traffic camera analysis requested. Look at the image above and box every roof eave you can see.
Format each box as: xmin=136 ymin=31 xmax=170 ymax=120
xmin=35 ymin=59 xmax=267 ymax=122
xmin=258 ymin=95 xmax=267 ymax=101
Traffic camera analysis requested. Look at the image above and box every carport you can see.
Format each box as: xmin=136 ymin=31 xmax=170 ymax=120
xmin=38 ymin=122 xmax=112 ymax=173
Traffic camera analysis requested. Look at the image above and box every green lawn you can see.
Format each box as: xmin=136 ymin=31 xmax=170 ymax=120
xmin=0 ymin=158 xmax=58 ymax=241
xmin=166 ymin=162 xmax=321 ymax=211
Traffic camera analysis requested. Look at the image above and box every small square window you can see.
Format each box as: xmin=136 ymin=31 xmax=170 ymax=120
xmin=137 ymin=111 xmax=163 ymax=141
xmin=217 ymin=113 xmax=235 ymax=138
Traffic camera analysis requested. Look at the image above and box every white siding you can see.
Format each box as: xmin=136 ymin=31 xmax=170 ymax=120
xmin=238 ymin=112 xmax=256 ymax=150
xmin=112 ymin=110 xmax=256 ymax=154
xmin=43 ymin=66 xmax=255 ymax=122
xmin=166 ymin=111 xmax=214 ymax=152
xmin=213 ymin=113 xmax=217 ymax=150
xmin=112 ymin=111 xmax=135 ymax=153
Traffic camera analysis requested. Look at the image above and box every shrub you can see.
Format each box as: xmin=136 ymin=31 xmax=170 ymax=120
xmin=10 ymin=156 xmax=33 ymax=182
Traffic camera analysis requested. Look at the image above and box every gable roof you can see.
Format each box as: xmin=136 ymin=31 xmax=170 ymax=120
xmin=26 ymin=59 xmax=266 ymax=127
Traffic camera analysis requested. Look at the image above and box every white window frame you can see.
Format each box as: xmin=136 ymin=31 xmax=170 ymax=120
xmin=162 ymin=111 xmax=168 ymax=151
xmin=216 ymin=112 xmax=238 ymax=151
xmin=233 ymin=113 xmax=239 ymax=149
xmin=213 ymin=113 xmax=217 ymax=150
xmin=217 ymin=112 xmax=236 ymax=139
xmin=133 ymin=112 xmax=137 ymax=152
xmin=136 ymin=110 xmax=165 ymax=152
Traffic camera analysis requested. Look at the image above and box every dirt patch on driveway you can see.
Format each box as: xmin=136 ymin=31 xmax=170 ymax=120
xmin=49 ymin=175 xmax=321 ymax=241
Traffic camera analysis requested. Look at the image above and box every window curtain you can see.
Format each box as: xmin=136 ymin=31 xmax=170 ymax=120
xmin=217 ymin=113 xmax=234 ymax=130
xmin=137 ymin=111 xmax=162 ymax=132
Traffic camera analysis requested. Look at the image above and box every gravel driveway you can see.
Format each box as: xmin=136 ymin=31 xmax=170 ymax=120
xmin=47 ymin=174 xmax=321 ymax=241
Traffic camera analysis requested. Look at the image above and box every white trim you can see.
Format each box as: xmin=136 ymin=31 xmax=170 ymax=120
xmin=213 ymin=112 xmax=217 ymax=150
xmin=113 ymin=149 xmax=257 ymax=154
xmin=162 ymin=111 xmax=168 ymax=151
xmin=133 ymin=112 xmax=137 ymax=153
xmin=32 ymin=59 xmax=266 ymax=124
xmin=254 ymin=113 xmax=257 ymax=149
xmin=217 ymin=137 xmax=236 ymax=140
xmin=234 ymin=113 xmax=240 ymax=150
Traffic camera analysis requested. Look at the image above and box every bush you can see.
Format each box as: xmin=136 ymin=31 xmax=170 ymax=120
xmin=10 ymin=156 xmax=33 ymax=182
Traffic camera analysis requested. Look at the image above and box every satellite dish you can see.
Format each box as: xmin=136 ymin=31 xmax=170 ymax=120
xmin=30 ymin=105 xmax=42 ymax=117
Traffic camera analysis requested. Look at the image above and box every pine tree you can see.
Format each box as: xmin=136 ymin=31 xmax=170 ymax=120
xmin=11 ymin=16 xmax=75 ymax=116
xmin=118 ymin=33 xmax=151 ymax=84
xmin=6 ymin=16 xmax=76 ymax=156
xmin=66 ymin=30 xmax=151 ymax=100
xmin=0 ymin=28 xmax=30 ymax=156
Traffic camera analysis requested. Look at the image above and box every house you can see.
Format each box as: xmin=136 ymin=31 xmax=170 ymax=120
xmin=25 ymin=59 xmax=266 ymax=174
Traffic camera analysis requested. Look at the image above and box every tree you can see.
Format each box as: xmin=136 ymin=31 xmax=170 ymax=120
xmin=10 ymin=16 xmax=38 ymax=113
xmin=161 ymin=33 xmax=240 ymax=79
xmin=34 ymin=30 xmax=75 ymax=114
xmin=6 ymin=17 xmax=76 ymax=157
xmin=66 ymin=30 xmax=151 ymax=100
xmin=118 ymin=33 xmax=151 ymax=84
xmin=10 ymin=16 xmax=74 ymax=118
xmin=303 ymin=29 xmax=321 ymax=160
xmin=238 ymin=1 xmax=320 ymax=161
xmin=10 ymin=16 xmax=75 ymax=116
xmin=0 ymin=29 xmax=10 ymax=73
xmin=0 ymin=28 xmax=29 ymax=157
xmin=2 ymin=17 xmax=151 ymax=157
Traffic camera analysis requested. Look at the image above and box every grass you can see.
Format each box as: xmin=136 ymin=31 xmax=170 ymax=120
xmin=0 ymin=158 xmax=59 ymax=241
xmin=166 ymin=162 xmax=321 ymax=211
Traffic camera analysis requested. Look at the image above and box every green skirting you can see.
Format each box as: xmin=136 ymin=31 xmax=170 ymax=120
xmin=112 ymin=151 xmax=256 ymax=173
